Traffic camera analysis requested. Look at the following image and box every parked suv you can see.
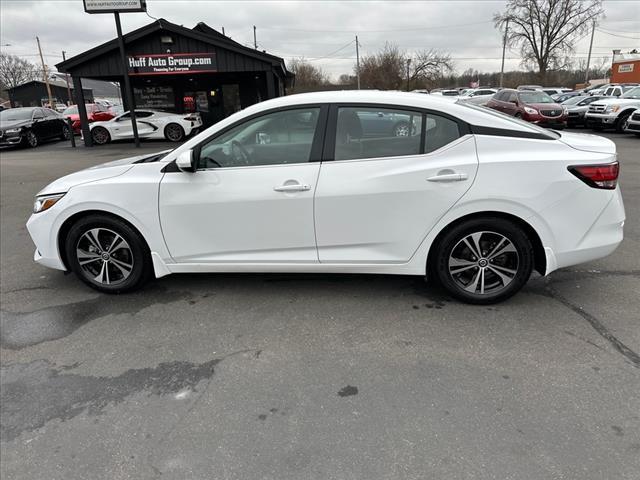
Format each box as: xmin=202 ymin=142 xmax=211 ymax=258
xmin=585 ymin=86 xmax=640 ymax=132
xmin=486 ymin=89 xmax=568 ymax=128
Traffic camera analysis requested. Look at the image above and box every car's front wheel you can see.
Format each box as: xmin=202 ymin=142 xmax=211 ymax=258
xmin=64 ymin=214 xmax=152 ymax=293
xmin=24 ymin=130 xmax=39 ymax=148
xmin=91 ymin=127 xmax=111 ymax=145
xmin=431 ymin=217 xmax=534 ymax=304
xmin=615 ymin=111 xmax=632 ymax=133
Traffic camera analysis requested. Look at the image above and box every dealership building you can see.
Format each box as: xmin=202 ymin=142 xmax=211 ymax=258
xmin=56 ymin=18 xmax=293 ymax=145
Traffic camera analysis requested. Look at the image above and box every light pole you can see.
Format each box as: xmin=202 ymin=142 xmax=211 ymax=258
xmin=406 ymin=58 xmax=411 ymax=91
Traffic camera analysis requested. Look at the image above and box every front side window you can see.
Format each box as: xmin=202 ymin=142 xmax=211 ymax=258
xmin=198 ymin=107 xmax=320 ymax=169
xmin=334 ymin=107 xmax=422 ymax=161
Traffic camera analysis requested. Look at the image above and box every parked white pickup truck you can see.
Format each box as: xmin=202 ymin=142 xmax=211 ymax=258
xmin=585 ymin=86 xmax=640 ymax=132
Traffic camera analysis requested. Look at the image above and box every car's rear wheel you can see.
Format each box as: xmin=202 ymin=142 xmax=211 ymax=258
xmin=165 ymin=123 xmax=185 ymax=142
xmin=65 ymin=215 xmax=152 ymax=293
xmin=25 ymin=130 xmax=39 ymax=148
xmin=60 ymin=124 xmax=71 ymax=141
xmin=91 ymin=127 xmax=111 ymax=145
xmin=431 ymin=217 xmax=534 ymax=304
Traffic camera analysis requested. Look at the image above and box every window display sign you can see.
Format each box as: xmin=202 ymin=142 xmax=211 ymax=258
xmin=83 ymin=0 xmax=146 ymax=13
xmin=128 ymin=53 xmax=217 ymax=75
xmin=133 ymin=86 xmax=175 ymax=109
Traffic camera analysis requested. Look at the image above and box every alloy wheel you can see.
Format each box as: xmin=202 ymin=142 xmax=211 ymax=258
xmin=394 ymin=123 xmax=410 ymax=137
xmin=92 ymin=128 xmax=109 ymax=145
xmin=448 ymin=231 xmax=519 ymax=295
xmin=76 ymin=227 xmax=134 ymax=285
xmin=165 ymin=124 xmax=183 ymax=142
xmin=26 ymin=131 xmax=38 ymax=147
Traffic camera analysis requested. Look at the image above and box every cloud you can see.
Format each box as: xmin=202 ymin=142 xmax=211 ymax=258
xmin=1 ymin=0 xmax=638 ymax=80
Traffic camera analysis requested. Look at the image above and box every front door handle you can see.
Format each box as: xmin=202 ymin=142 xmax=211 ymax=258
xmin=427 ymin=172 xmax=468 ymax=182
xmin=274 ymin=183 xmax=311 ymax=192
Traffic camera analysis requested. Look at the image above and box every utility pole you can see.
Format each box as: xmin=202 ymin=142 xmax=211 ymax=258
xmin=114 ymin=12 xmax=140 ymax=148
xmin=61 ymin=51 xmax=72 ymax=105
xmin=585 ymin=20 xmax=596 ymax=85
xmin=222 ymin=26 xmax=225 ymax=36
xmin=406 ymin=58 xmax=412 ymax=91
xmin=36 ymin=37 xmax=54 ymax=108
xmin=355 ymin=35 xmax=361 ymax=90
xmin=499 ymin=18 xmax=509 ymax=88
xmin=253 ymin=25 xmax=257 ymax=49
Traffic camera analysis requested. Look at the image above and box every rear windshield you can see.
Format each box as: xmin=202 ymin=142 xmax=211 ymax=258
xmin=459 ymin=102 xmax=561 ymax=139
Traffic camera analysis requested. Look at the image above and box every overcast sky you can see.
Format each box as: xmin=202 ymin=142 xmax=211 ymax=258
xmin=1 ymin=0 xmax=638 ymax=80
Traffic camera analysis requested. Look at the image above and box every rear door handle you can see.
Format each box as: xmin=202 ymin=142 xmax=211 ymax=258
xmin=427 ymin=173 xmax=468 ymax=182
xmin=274 ymin=183 xmax=311 ymax=192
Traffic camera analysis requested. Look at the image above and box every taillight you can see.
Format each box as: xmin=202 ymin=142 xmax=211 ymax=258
xmin=568 ymin=162 xmax=619 ymax=189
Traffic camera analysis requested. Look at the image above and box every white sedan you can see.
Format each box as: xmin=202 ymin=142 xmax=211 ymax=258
xmin=89 ymin=109 xmax=202 ymax=144
xmin=27 ymin=91 xmax=625 ymax=304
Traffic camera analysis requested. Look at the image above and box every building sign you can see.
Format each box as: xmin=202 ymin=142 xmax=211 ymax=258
xmin=133 ymin=86 xmax=175 ymax=109
xmin=83 ymin=0 xmax=147 ymax=13
xmin=128 ymin=53 xmax=217 ymax=75
xmin=618 ymin=63 xmax=635 ymax=73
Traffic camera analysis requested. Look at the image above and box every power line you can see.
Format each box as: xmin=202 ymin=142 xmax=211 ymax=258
xmin=306 ymin=40 xmax=355 ymax=62
xmin=596 ymin=29 xmax=640 ymax=40
xmin=259 ymin=19 xmax=493 ymax=34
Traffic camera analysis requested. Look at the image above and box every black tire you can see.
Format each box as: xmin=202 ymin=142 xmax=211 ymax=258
xmin=60 ymin=124 xmax=71 ymax=141
xmin=24 ymin=130 xmax=39 ymax=148
xmin=91 ymin=127 xmax=111 ymax=145
xmin=615 ymin=111 xmax=632 ymax=133
xmin=164 ymin=123 xmax=185 ymax=142
xmin=431 ymin=217 xmax=534 ymax=304
xmin=514 ymin=112 xmax=522 ymax=119
xmin=64 ymin=214 xmax=152 ymax=293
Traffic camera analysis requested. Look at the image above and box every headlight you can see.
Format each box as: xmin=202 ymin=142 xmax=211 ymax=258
xmin=562 ymin=106 xmax=568 ymax=114
xmin=33 ymin=193 xmax=65 ymax=214
xmin=5 ymin=128 xmax=21 ymax=134
xmin=605 ymin=105 xmax=620 ymax=113
xmin=524 ymin=106 xmax=538 ymax=115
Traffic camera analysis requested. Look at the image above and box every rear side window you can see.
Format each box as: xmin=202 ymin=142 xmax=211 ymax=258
xmin=425 ymin=114 xmax=461 ymax=153
xmin=334 ymin=107 xmax=422 ymax=161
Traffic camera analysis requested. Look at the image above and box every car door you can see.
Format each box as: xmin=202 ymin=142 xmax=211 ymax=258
xmin=44 ymin=108 xmax=63 ymax=137
xmin=503 ymin=92 xmax=519 ymax=115
xmin=111 ymin=111 xmax=155 ymax=138
xmin=159 ymin=105 xmax=327 ymax=263
xmin=30 ymin=108 xmax=50 ymax=139
xmin=314 ymin=105 xmax=478 ymax=263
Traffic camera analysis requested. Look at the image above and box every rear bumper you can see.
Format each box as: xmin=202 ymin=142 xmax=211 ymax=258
xmin=551 ymin=188 xmax=625 ymax=272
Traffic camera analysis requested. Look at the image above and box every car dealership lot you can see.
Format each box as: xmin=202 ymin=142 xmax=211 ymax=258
xmin=1 ymin=133 xmax=639 ymax=479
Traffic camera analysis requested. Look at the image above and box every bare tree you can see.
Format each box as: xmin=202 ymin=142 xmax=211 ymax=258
xmin=358 ymin=43 xmax=405 ymax=90
xmin=495 ymin=0 xmax=604 ymax=83
xmin=288 ymin=58 xmax=329 ymax=93
xmin=0 ymin=53 xmax=39 ymax=93
xmin=409 ymin=49 xmax=454 ymax=88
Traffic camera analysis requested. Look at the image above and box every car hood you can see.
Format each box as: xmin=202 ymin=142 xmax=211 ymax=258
xmin=566 ymin=105 xmax=588 ymax=112
xmin=0 ymin=119 xmax=30 ymax=130
xmin=590 ymin=98 xmax=639 ymax=106
xmin=558 ymin=131 xmax=616 ymax=155
xmin=36 ymin=151 xmax=170 ymax=195
xmin=527 ymin=102 xmax=563 ymax=110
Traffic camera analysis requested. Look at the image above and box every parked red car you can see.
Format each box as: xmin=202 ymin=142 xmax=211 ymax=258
xmin=63 ymin=104 xmax=114 ymax=134
xmin=486 ymin=89 xmax=568 ymax=128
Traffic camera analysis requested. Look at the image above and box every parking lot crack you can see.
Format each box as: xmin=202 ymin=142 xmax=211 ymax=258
xmin=544 ymin=283 xmax=640 ymax=369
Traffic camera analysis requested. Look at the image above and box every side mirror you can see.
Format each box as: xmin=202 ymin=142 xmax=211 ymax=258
xmin=176 ymin=149 xmax=195 ymax=172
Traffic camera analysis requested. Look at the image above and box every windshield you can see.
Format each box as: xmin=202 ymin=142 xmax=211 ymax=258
xmin=518 ymin=91 xmax=555 ymax=104
xmin=622 ymin=87 xmax=640 ymax=99
xmin=562 ymin=96 xmax=586 ymax=105
xmin=459 ymin=102 xmax=560 ymax=139
xmin=0 ymin=108 xmax=34 ymax=122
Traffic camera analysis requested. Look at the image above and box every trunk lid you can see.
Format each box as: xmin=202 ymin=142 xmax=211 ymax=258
xmin=558 ymin=131 xmax=616 ymax=155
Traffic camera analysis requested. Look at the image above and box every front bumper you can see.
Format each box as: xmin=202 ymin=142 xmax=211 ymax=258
xmin=26 ymin=212 xmax=66 ymax=271
xmin=523 ymin=113 xmax=567 ymax=128
xmin=0 ymin=132 xmax=24 ymax=146
xmin=585 ymin=113 xmax=618 ymax=127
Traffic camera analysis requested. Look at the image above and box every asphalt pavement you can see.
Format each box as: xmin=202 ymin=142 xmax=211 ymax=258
xmin=1 ymin=132 xmax=639 ymax=480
